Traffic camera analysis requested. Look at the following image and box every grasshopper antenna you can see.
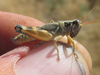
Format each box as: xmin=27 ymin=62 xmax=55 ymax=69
xmin=80 ymin=8 xmax=97 ymax=26
xmin=82 ymin=8 xmax=94 ymax=23
xmin=82 ymin=21 xmax=97 ymax=26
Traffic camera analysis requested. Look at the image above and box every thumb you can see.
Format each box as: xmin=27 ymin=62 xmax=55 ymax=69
xmin=0 ymin=41 xmax=90 ymax=75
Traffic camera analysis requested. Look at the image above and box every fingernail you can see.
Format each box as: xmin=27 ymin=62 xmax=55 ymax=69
xmin=0 ymin=54 xmax=20 ymax=75
xmin=0 ymin=46 xmax=30 ymax=75
xmin=1 ymin=46 xmax=30 ymax=58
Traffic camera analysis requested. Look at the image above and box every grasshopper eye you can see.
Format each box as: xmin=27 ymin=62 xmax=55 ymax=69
xmin=73 ymin=19 xmax=80 ymax=25
xmin=64 ymin=22 xmax=71 ymax=27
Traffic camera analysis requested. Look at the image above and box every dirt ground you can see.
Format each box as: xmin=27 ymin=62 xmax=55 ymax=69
xmin=0 ymin=0 xmax=100 ymax=75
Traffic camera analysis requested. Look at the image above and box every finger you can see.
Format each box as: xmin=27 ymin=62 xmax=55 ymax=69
xmin=0 ymin=11 xmax=44 ymax=55
xmin=0 ymin=41 xmax=88 ymax=75
xmin=17 ymin=42 xmax=90 ymax=75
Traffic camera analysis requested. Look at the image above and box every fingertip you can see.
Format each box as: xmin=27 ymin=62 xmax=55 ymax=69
xmin=75 ymin=41 xmax=92 ymax=73
xmin=17 ymin=41 xmax=83 ymax=75
xmin=0 ymin=11 xmax=44 ymax=54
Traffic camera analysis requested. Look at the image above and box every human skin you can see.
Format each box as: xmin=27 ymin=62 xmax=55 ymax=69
xmin=0 ymin=11 xmax=92 ymax=75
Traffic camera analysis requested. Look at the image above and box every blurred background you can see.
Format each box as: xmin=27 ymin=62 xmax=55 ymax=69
xmin=0 ymin=0 xmax=99 ymax=75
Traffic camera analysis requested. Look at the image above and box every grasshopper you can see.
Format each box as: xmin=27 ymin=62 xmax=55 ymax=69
xmin=12 ymin=8 xmax=96 ymax=61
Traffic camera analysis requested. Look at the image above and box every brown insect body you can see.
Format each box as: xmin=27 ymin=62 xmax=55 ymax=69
xmin=13 ymin=19 xmax=81 ymax=45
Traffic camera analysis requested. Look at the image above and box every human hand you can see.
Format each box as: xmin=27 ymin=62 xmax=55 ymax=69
xmin=0 ymin=11 xmax=92 ymax=75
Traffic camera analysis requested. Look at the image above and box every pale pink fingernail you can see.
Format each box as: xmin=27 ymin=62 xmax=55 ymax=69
xmin=0 ymin=46 xmax=30 ymax=75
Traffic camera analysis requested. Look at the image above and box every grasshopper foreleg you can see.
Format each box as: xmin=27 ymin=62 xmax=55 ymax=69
xmin=67 ymin=35 xmax=76 ymax=56
xmin=67 ymin=35 xmax=85 ymax=75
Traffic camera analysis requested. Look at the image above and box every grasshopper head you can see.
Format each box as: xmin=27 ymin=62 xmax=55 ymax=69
xmin=69 ymin=18 xmax=97 ymax=38
xmin=60 ymin=19 xmax=81 ymax=38
xmin=69 ymin=19 xmax=81 ymax=38
xmin=69 ymin=8 xmax=97 ymax=38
